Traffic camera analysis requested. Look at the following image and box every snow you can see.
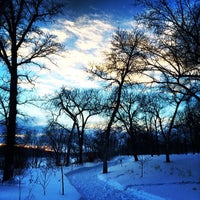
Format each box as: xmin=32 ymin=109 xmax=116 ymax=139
xmin=98 ymin=154 xmax=200 ymax=200
xmin=0 ymin=154 xmax=199 ymax=200
xmin=0 ymin=167 xmax=81 ymax=200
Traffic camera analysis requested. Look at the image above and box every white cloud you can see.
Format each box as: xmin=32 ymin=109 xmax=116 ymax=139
xmin=33 ymin=15 xmax=115 ymax=95
xmin=59 ymin=16 xmax=114 ymax=50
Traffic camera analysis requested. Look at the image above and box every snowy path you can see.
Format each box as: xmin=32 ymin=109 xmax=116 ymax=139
xmin=66 ymin=161 xmax=141 ymax=200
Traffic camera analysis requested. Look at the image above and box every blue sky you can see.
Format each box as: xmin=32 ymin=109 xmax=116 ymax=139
xmin=64 ymin=0 xmax=138 ymax=21
xmin=20 ymin=0 xmax=140 ymax=126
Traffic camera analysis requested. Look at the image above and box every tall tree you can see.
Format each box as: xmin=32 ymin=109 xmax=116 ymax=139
xmin=89 ymin=29 xmax=146 ymax=173
xmin=0 ymin=0 xmax=62 ymax=181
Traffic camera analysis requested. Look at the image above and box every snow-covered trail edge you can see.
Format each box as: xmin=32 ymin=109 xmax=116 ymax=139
xmin=66 ymin=159 xmax=165 ymax=200
xmin=98 ymin=173 xmax=165 ymax=200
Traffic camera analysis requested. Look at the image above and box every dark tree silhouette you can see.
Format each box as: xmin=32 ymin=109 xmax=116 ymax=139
xmin=89 ymin=29 xmax=147 ymax=173
xmin=180 ymin=100 xmax=200 ymax=154
xmin=46 ymin=124 xmax=68 ymax=166
xmin=0 ymin=0 xmax=63 ymax=181
xmin=116 ymin=85 xmax=142 ymax=161
xmin=136 ymin=0 xmax=200 ymax=101
xmin=47 ymin=88 xmax=103 ymax=165
xmin=142 ymin=89 xmax=185 ymax=162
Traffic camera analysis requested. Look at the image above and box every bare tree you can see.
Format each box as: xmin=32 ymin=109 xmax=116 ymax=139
xmin=46 ymin=124 xmax=68 ymax=166
xmin=137 ymin=155 xmax=151 ymax=178
xmin=47 ymin=88 xmax=103 ymax=165
xmin=116 ymin=85 xmax=142 ymax=161
xmin=139 ymin=91 xmax=161 ymax=156
xmin=45 ymin=107 xmax=76 ymax=166
xmin=143 ymin=89 xmax=185 ymax=162
xmin=0 ymin=0 xmax=63 ymax=181
xmin=135 ymin=0 xmax=200 ymax=101
xmin=88 ymin=29 xmax=147 ymax=173
xmin=180 ymin=100 xmax=200 ymax=154
xmin=38 ymin=166 xmax=52 ymax=196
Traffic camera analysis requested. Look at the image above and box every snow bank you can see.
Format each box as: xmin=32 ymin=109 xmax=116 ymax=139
xmin=98 ymin=154 xmax=200 ymax=200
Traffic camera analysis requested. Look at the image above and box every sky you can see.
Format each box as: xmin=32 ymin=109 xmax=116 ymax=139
xmin=33 ymin=0 xmax=139 ymax=95
xmin=18 ymin=0 xmax=141 ymax=126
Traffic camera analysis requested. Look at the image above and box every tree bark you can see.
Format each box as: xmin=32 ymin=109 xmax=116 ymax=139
xmin=131 ymin=135 xmax=138 ymax=161
xmin=103 ymin=84 xmax=123 ymax=173
xmin=3 ymin=69 xmax=18 ymax=181
xmin=78 ymin=133 xmax=84 ymax=165
xmin=103 ymin=128 xmax=111 ymax=173
xmin=165 ymin=143 xmax=170 ymax=163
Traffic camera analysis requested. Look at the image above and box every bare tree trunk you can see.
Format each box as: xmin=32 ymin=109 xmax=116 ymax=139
xmin=131 ymin=135 xmax=138 ymax=161
xmin=103 ymin=129 xmax=110 ymax=173
xmin=133 ymin=153 xmax=139 ymax=162
xmin=165 ymin=142 xmax=170 ymax=163
xmin=78 ymin=132 xmax=84 ymax=165
xmin=55 ymin=153 xmax=61 ymax=166
xmin=154 ymin=121 xmax=160 ymax=156
xmin=3 ymin=69 xmax=18 ymax=181
xmin=103 ymin=85 xmax=123 ymax=173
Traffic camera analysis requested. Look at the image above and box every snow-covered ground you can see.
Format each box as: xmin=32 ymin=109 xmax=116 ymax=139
xmin=0 ymin=154 xmax=199 ymax=200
